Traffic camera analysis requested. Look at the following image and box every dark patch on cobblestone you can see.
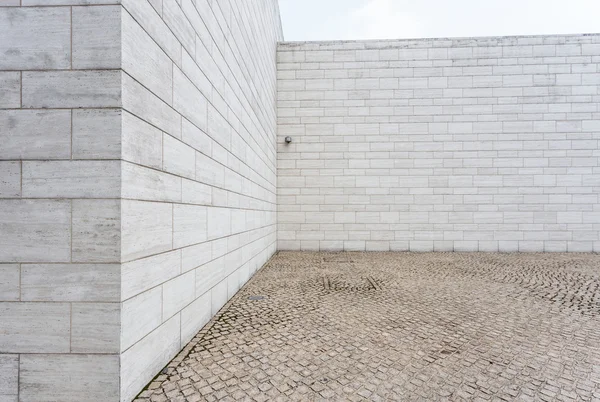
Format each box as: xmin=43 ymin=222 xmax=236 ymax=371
xmin=135 ymin=252 xmax=600 ymax=401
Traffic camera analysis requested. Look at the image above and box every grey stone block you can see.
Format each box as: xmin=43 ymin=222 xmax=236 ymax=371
xmin=163 ymin=134 xmax=196 ymax=179
xmin=0 ymin=162 xmax=20 ymax=198
xmin=0 ymin=200 xmax=71 ymax=263
xmin=19 ymin=354 xmax=119 ymax=402
xmin=180 ymin=291 xmax=211 ymax=345
xmin=22 ymin=71 xmax=121 ymax=109
xmin=71 ymin=302 xmax=120 ymax=353
xmin=120 ymin=0 xmax=182 ymax=66
xmin=72 ymin=109 xmax=122 ymax=159
xmin=122 ymin=250 xmax=181 ymax=301
xmin=0 ymin=265 xmax=19 ymax=302
xmin=123 ymin=9 xmax=173 ymax=103
xmin=0 ymin=355 xmax=18 ymax=398
xmin=72 ymin=5 xmax=121 ymax=69
xmin=182 ymin=178 xmax=212 ymax=205
xmin=173 ymin=68 xmax=208 ymax=132
xmin=121 ymin=287 xmax=162 ymax=351
xmin=211 ymin=278 xmax=229 ymax=315
xmin=122 ymin=162 xmax=182 ymax=203
xmin=0 ymin=7 xmax=70 ymax=70
xmin=0 ymin=302 xmax=70 ymax=353
xmin=0 ymin=110 xmax=71 ymax=160
xmin=22 ymin=161 xmax=121 ymax=198
xmin=21 ymin=264 xmax=119 ymax=302
xmin=122 ymin=73 xmax=181 ymax=139
xmin=0 ymin=72 xmax=20 ymax=108
xmin=121 ymin=200 xmax=173 ymax=262
xmin=122 ymin=111 xmax=163 ymax=169
xmin=173 ymin=204 xmax=208 ymax=248
xmin=72 ymin=199 xmax=120 ymax=263
xmin=120 ymin=315 xmax=180 ymax=402
xmin=181 ymin=242 xmax=212 ymax=273
xmin=162 ymin=270 xmax=195 ymax=319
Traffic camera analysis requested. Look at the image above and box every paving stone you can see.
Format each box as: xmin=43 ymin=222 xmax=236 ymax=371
xmin=134 ymin=252 xmax=600 ymax=401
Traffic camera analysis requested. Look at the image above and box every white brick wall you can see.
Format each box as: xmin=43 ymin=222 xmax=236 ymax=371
xmin=277 ymin=35 xmax=600 ymax=253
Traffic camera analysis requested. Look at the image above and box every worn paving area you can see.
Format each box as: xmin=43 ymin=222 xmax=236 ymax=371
xmin=136 ymin=252 xmax=600 ymax=401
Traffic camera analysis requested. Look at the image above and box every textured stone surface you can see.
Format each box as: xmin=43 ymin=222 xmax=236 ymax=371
xmin=0 ymin=302 xmax=70 ymax=353
xmin=0 ymin=3 xmax=123 ymax=400
xmin=118 ymin=0 xmax=282 ymax=399
xmin=19 ymin=354 xmax=119 ymax=402
xmin=0 ymin=7 xmax=70 ymax=70
xmin=277 ymin=35 xmax=600 ymax=253
xmin=136 ymin=252 xmax=600 ymax=401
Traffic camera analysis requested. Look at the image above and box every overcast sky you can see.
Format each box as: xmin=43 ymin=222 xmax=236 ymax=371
xmin=278 ymin=0 xmax=600 ymax=42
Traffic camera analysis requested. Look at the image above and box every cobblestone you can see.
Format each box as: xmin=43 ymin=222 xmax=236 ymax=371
xmin=135 ymin=252 xmax=600 ymax=401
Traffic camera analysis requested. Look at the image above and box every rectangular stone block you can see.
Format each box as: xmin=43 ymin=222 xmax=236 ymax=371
xmin=173 ymin=204 xmax=208 ymax=248
xmin=182 ymin=179 xmax=212 ymax=205
xmin=21 ymin=264 xmax=119 ymax=302
xmin=123 ymin=9 xmax=173 ymax=103
xmin=0 ymin=72 xmax=20 ymax=109
xmin=121 ymin=315 xmax=180 ymax=402
xmin=72 ymin=5 xmax=121 ymax=69
xmin=22 ymin=161 xmax=120 ymax=198
xmin=71 ymin=303 xmax=120 ymax=354
xmin=194 ymin=257 xmax=225 ymax=303
xmin=120 ymin=0 xmax=182 ymax=65
xmin=72 ymin=109 xmax=122 ymax=159
xmin=182 ymin=117 xmax=212 ymax=154
xmin=162 ymin=0 xmax=195 ymax=55
xmin=162 ymin=270 xmax=195 ymax=319
xmin=19 ymin=355 xmax=119 ymax=402
xmin=122 ymin=200 xmax=173 ymax=262
xmin=163 ymin=134 xmax=196 ymax=179
xmin=122 ymin=73 xmax=181 ymax=138
xmin=121 ymin=287 xmax=162 ymax=351
xmin=0 ymin=302 xmax=70 ymax=353
xmin=0 ymin=265 xmax=19 ymax=302
xmin=207 ymin=207 xmax=231 ymax=240
xmin=122 ymin=162 xmax=182 ymax=202
xmin=181 ymin=242 xmax=212 ymax=273
xmin=121 ymin=111 xmax=162 ymax=169
xmin=72 ymin=199 xmax=120 ymax=263
xmin=211 ymin=278 xmax=229 ymax=315
xmin=0 ymin=110 xmax=71 ymax=160
xmin=0 ymin=162 xmax=20 ymax=198
xmin=0 ymin=355 xmax=18 ymax=399
xmin=0 ymin=200 xmax=71 ymax=263
xmin=181 ymin=291 xmax=211 ymax=345
xmin=173 ymin=68 xmax=208 ymax=132
xmin=122 ymin=250 xmax=181 ymax=301
xmin=0 ymin=7 xmax=70 ymax=70
xmin=22 ymin=71 xmax=121 ymax=108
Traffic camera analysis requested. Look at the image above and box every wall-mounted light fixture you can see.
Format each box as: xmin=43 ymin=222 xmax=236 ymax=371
xmin=285 ymin=136 xmax=292 ymax=144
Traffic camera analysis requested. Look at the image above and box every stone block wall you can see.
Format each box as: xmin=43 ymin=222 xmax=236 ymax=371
xmin=0 ymin=1 xmax=282 ymax=401
xmin=0 ymin=3 xmax=122 ymax=401
xmin=277 ymin=35 xmax=600 ymax=252
xmin=118 ymin=0 xmax=282 ymax=399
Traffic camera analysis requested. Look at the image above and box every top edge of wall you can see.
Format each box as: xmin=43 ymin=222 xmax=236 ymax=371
xmin=274 ymin=0 xmax=285 ymax=41
xmin=278 ymin=32 xmax=600 ymax=49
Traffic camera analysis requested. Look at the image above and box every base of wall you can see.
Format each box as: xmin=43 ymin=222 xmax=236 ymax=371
xmin=279 ymin=241 xmax=599 ymax=253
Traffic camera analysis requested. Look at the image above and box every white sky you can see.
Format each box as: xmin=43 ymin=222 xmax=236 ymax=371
xmin=278 ymin=0 xmax=600 ymax=42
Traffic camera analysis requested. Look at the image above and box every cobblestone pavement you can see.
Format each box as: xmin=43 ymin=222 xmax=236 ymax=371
xmin=135 ymin=252 xmax=600 ymax=402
